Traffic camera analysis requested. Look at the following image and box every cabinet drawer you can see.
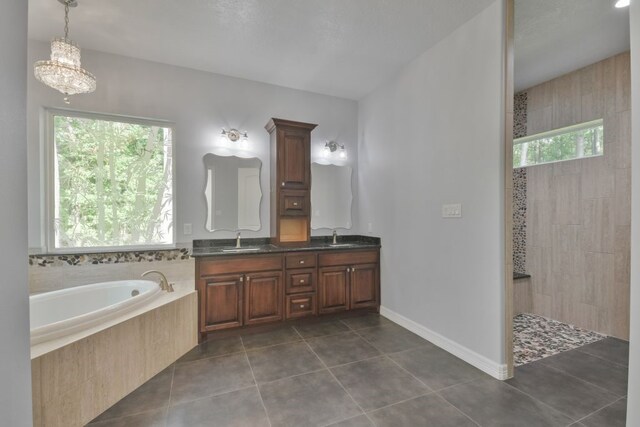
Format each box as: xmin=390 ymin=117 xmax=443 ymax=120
xmin=280 ymin=190 xmax=308 ymax=216
xmin=318 ymin=250 xmax=378 ymax=267
xmin=285 ymin=252 xmax=316 ymax=269
xmin=286 ymin=293 xmax=317 ymax=319
xmin=198 ymin=255 xmax=282 ymax=277
xmin=285 ymin=268 xmax=316 ymax=294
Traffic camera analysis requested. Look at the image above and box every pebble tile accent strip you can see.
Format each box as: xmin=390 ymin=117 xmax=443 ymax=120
xmin=29 ymin=248 xmax=191 ymax=267
xmin=512 ymin=91 xmax=528 ymax=274
xmin=512 ymin=168 xmax=527 ymax=274
xmin=513 ymin=91 xmax=527 ymax=139
xmin=514 ymin=313 xmax=604 ymax=366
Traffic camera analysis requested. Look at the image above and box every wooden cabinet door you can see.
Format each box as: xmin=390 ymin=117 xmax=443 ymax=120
xmin=244 ymin=271 xmax=283 ymax=325
xmin=350 ymin=263 xmax=378 ymax=309
xmin=202 ymin=274 xmax=243 ymax=331
xmin=318 ymin=266 xmax=350 ymax=313
xmin=277 ymin=128 xmax=310 ymax=189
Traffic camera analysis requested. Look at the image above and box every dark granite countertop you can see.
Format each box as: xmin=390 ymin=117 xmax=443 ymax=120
xmin=191 ymin=235 xmax=381 ymax=257
xmin=514 ymin=272 xmax=531 ymax=280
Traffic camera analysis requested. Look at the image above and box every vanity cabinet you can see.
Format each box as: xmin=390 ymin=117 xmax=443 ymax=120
xmin=266 ymin=118 xmax=317 ymax=244
xmin=201 ymin=274 xmax=244 ymax=330
xmin=196 ymin=254 xmax=283 ymax=334
xmin=284 ymin=252 xmax=318 ymax=319
xmin=318 ymin=250 xmax=379 ymax=313
xmin=196 ymin=247 xmax=379 ymax=339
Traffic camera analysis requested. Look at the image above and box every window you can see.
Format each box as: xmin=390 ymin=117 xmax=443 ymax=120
xmin=513 ymin=119 xmax=604 ymax=168
xmin=46 ymin=110 xmax=174 ymax=251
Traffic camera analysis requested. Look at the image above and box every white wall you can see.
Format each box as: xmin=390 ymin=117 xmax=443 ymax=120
xmin=27 ymin=42 xmax=358 ymax=251
xmin=0 ymin=1 xmax=33 ymax=425
xmin=357 ymin=0 xmax=506 ymax=375
xmin=627 ymin=1 xmax=639 ymax=424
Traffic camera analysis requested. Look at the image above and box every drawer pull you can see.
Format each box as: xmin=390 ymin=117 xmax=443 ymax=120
xmin=291 ymin=298 xmax=309 ymax=304
xmin=299 ymin=279 xmax=305 ymax=283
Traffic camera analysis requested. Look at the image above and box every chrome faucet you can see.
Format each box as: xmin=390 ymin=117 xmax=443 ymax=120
xmin=142 ymin=270 xmax=174 ymax=292
xmin=332 ymin=230 xmax=338 ymax=245
xmin=236 ymin=231 xmax=242 ymax=248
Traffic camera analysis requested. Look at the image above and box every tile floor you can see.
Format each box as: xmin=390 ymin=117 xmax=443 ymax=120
xmin=88 ymin=313 xmax=629 ymax=427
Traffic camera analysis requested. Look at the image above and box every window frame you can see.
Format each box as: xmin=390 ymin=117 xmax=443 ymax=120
xmin=43 ymin=108 xmax=177 ymax=254
xmin=513 ymin=118 xmax=604 ymax=168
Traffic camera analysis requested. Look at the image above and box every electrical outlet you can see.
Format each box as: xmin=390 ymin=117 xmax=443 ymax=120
xmin=442 ymin=204 xmax=462 ymax=218
xmin=183 ymin=223 xmax=192 ymax=235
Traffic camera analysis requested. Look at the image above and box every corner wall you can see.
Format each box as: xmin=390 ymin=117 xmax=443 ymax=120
xmin=0 ymin=0 xmax=33 ymax=425
xmin=626 ymin=1 xmax=640 ymax=424
xmin=357 ymin=0 xmax=506 ymax=375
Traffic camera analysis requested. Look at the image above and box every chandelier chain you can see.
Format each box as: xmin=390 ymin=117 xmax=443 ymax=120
xmin=64 ymin=2 xmax=69 ymax=39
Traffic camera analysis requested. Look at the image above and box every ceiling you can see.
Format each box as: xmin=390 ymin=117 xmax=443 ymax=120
xmin=28 ymin=0 xmax=496 ymax=100
xmin=28 ymin=1 xmax=631 ymax=99
xmin=514 ymin=0 xmax=630 ymax=92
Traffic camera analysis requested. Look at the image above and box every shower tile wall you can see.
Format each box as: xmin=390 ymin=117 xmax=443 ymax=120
xmin=522 ymin=52 xmax=631 ymax=339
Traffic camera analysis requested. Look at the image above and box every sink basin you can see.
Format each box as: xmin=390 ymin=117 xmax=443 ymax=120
xmin=221 ymin=247 xmax=262 ymax=253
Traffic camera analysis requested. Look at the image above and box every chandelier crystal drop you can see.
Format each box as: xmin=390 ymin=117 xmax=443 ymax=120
xmin=33 ymin=0 xmax=96 ymax=103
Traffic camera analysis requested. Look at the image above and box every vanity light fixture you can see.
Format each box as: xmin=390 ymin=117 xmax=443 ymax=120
xmin=324 ymin=141 xmax=347 ymax=159
xmin=615 ymin=0 xmax=630 ymax=7
xmin=220 ymin=128 xmax=249 ymax=144
xmin=33 ymin=0 xmax=96 ymax=104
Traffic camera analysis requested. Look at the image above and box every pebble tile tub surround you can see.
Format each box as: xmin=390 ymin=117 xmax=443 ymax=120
xmin=29 ymin=248 xmax=191 ymax=267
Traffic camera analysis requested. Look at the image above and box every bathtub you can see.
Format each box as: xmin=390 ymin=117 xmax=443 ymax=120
xmin=30 ymin=280 xmax=162 ymax=345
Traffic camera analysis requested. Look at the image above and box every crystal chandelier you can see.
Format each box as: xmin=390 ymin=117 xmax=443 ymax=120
xmin=34 ymin=0 xmax=96 ymax=104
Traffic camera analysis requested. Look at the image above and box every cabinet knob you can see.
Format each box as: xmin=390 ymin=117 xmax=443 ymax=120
xmin=281 ymin=182 xmax=285 ymax=186
xmin=299 ymin=279 xmax=305 ymax=283
xmin=300 ymin=260 xmax=305 ymax=264
xmin=347 ymin=267 xmax=350 ymax=272
xmin=300 ymin=304 xmax=305 ymax=308
xmin=246 ymin=276 xmax=250 ymax=281
xmin=240 ymin=277 xmax=244 ymax=282
xmin=352 ymin=267 xmax=356 ymax=272
xmin=293 ymin=202 xmax=298 ymax=206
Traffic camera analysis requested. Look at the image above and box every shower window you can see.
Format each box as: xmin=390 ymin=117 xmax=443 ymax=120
xmin=45 ymin=109 xmax=175 ymax=251
xmin=513 ymin=119 xmax=603 ymax=168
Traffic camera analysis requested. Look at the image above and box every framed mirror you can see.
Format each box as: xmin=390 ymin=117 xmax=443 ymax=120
xmin=310 ymin=163 xmax=352 ymax=230
xmin=204 ymin=154 xmax=262 ymax=232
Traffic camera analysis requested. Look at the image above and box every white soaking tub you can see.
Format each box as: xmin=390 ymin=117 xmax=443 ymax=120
xmin=30 ymin=280 xmax=162 ymax=345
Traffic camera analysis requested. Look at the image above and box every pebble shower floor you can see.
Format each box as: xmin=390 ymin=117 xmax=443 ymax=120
xmin=513 ymin=313 xmax=605 ymax=366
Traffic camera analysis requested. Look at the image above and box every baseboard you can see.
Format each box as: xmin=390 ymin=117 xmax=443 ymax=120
xmin=379 ymin=306 xmax=509 ymax=380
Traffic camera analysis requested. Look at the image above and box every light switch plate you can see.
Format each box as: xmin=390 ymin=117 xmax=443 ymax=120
xmin=442 ymin=204 xmax=462 ymax=218
xmin=183 ymin=223 xmax=192 ymax=235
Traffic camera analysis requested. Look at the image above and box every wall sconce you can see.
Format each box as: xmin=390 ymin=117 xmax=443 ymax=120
xmin=324 ymin=141 xmax=347 ymax=159
xmin=220 ymin=128 xmax=249 ymax=145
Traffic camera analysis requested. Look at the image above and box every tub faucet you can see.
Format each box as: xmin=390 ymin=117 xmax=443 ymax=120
xmin=236 ymin=231 xmax=242 ymax=248
xmin=142 ymin=270 xmax=174 ymax=292
xmin=332 ymin=230 xmax=338 ymax=245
